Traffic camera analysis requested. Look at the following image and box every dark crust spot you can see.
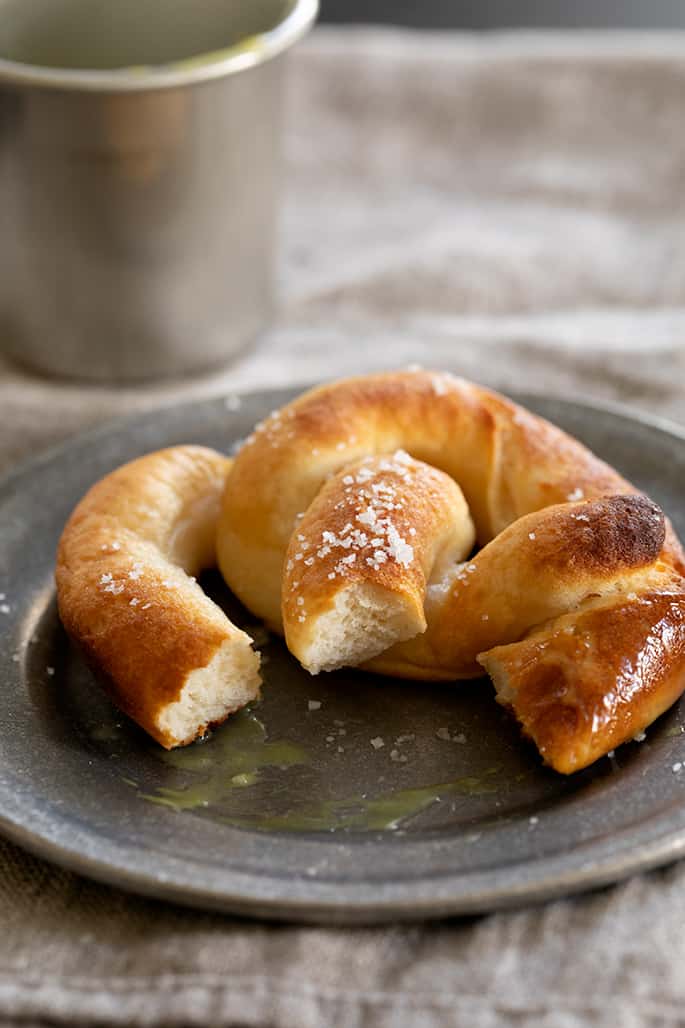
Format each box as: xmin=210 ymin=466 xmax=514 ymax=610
xmin=549 ymin=493 xmax=666 ymax=571
xmin=592 ymin=494 xmax=665 ymax=567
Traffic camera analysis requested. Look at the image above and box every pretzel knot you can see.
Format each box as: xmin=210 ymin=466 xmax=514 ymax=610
xmin=219 ymin=370 xmax=685 ymax=773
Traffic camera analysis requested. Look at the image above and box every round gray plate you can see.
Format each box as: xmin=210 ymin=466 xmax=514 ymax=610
xmin=2 ymin=386 xmax=685 ymax=924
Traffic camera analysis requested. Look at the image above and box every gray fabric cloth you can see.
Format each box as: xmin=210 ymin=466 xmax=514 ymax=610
xmin=1 ymin=26 xmax=685 ymax=1028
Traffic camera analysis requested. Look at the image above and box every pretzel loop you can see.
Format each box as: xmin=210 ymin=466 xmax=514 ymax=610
xmin=219 ymin=370 xmax=685 ymax=773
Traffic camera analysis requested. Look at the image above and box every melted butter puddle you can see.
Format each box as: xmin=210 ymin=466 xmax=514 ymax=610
xmin=132 ymin=701 xmax=502 ymax=830
xmin=232 ymin=769 xmax=501 ymax=833
xmin=139 ymin=709 xmax=307 ymax=812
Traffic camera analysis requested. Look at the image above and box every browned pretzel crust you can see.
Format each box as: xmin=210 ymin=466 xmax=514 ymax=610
xmin=57 ymin=446 xmax=260 ymax=749
xmin=219 ymin=370 xmax=685 ymax=773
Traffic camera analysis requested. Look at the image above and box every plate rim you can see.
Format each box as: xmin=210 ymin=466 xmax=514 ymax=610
xmin=2 ymin=381 xmax=685 ymax=923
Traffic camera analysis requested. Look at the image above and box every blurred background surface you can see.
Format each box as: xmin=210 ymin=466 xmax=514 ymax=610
xmin=320 ymin=1 xmax=685 ymax=28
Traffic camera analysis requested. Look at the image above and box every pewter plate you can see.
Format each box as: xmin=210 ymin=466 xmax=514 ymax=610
xmin=1 ymin=386 xmax=685 ymax=924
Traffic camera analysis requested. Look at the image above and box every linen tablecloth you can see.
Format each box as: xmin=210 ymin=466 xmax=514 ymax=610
xmin=2 ymin=28 xmax=685 ymax=1028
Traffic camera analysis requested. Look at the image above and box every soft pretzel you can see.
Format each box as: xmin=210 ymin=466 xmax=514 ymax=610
xmin=219 ymin=369 xmax=685 ymax=773
xmin=56 ymin=446 xmax=260 ymax=749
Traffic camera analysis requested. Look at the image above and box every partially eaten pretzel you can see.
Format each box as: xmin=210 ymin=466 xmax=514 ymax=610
xmin=56 ymin=446 xmax=260 ymax=749
xmin=56 ymin=371 xmax=685 ymax=772
xmin=219 ymin=370 xmax=685 ymax=773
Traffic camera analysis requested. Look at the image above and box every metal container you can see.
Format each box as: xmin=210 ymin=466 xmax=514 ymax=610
xmin=0 ymin=0 xmax=317 ymax=382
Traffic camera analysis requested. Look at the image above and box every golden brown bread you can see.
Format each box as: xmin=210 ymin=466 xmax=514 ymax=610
xmin=56 ymin=446 xmax=260 ymax=749
xmin=282 ymin=452 xmax=475 ymax=673
xmin=480 ymin=588 xmax=685 ymax=773
xmin=54 ymin=370 xmax=685 ymax=772
xmin=219 ymin=369 xmax=685 ymax=773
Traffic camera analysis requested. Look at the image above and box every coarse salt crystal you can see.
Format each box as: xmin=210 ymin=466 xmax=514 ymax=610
xmin=633 ymin=731 xmax=647 ymax=742
xmin=129 ymin=597 xmax=140 ymax=607
xmin=357 ymin=509 xmax=377 ymax=527
xmin=673 ymin=762 xmax=683 ymax=773
xmin=528 ymin=532 xmax=536 ymax=541
xmin=567 ymin=487 xmax=584 ymax=502
xmin=99 ymin=573 xmax=113 ymax=585
xmin=370 ymin=737 xmax=384 ymax=750
xmin=141 ymin=602 xmax=152 ymax=610
xmin=0 ymin=604 xmax=9 ymax=615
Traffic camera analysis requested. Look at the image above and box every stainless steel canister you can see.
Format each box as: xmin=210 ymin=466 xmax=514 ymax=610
xmin=0 ymin=0 xmax=317 ymax=381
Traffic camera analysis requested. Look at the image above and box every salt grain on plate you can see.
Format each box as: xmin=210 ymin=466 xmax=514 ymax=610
xmin=46 ymin=666 xmax=55 ymax=677
xmin=673 ymin=762 xmax=683 ymax=773
xmin=436 ymin=727 xmax=451 ymax=741
xmin=308 ymin=700 xmax=321 ymax=711
xmin=0 ymin=604 xmax=10 ymax=615
xmin=370 ymin=737 xmax=384 ymax=750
